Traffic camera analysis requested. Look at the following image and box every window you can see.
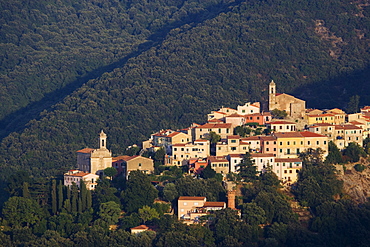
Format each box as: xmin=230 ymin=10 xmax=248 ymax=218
xmin=231 ymin=140 xmax=236 ymax=143
xmin=231 ymin=147 xmax=237 ymax=151
xmin=181 ymin=148 xmax=184 ymax=151
xmin=174 ymin=148 xmax=177 ymax=151
xmin=266 ymin=148 xmax=269 ymax=151
xmin=181 ymin=209 xmax=184 ymax=212
xmin=280 ymin=149 xmax=282 ymax=153
xmin=316 ymin=141 xmax=319 ymax=145
xmin=184 ymin=202 xmax=187 ymax=206
xmin=287 ymin=149 xmax=290 ymax=154
xmin=284 ymin=170 xmax=287 ymax=173
xmin=289 ymin=170 xmax=292 ymax=173
xmin=138 ymin=163 xmax=142 ymax=167
xmin=287 ymin=141 xmax=290 ymax=145
xmin=280 ymin=142 xmax=282 ymax=145
xmin=307 ymin=141 xmax=311 ymax=145
xmin=194 ymin=202 xmax=199 ymax=206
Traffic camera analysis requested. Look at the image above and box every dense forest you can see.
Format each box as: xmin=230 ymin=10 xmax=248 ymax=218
xmin=1 ymin=149 xmax=370 ymax=246
xmin=1 ymin=0 xmax=370 ymax=181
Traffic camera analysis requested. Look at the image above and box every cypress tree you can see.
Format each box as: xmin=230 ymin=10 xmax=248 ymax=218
xmin=51 ymin=180 xmax=57 ymax=215
xmin=86 ymin=189 xmax=92 ymax=210
xmin=64 ymin=199 xmax=71 ymax=213
xmin=71 ymin=183 xmax=78 ymax=213
xmin=78 ymin=197 xmax=83 ymax=214
xmin=80 ymin=180 xmax=87 ymax=211
xmin=58 ymin=181 xmax=63 ymax=211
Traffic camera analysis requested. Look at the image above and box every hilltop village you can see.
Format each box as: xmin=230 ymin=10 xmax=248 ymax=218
xmin=64 ymin=81 xmax=370 ymax=224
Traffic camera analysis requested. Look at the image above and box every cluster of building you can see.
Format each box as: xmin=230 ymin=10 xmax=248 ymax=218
xmin=64 ymin=81 xmax=370 ymax=189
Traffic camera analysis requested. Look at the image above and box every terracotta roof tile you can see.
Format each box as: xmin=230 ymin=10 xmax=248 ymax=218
xmin=76 ymin=148 xmax=94 ymax=153
xmin=203 ymin=202 xmax=226 ymax=207
xmin=178 ymin=196 xmax=206 ymax=201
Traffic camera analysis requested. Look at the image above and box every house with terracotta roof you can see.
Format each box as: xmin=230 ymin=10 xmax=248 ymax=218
xmin=266 ymin=120 xmax=297 ymax=132
xmin=113 ymin=155 xmax=154 ymax=179
xmin=274 ymin=158 xmax=302 ymax=185
xmin=168 ymin=139 xmax=210 ymax=166
xmin=244 ymin=112 xmax=272 ymax=125
xmin=236 ymin=102 xmax=260 ymax=115
xmin=259 ymin=136 xmax=277 ymax=156
xmin=308 ymin=123 xmax=335 ymax=140
xmin=194 ymin=123 xmax=233 ymax=140
xmin=251 ymin=153 xmax=275 ymax=173
xmin=224 ymin=114 xmax=246 ymax=128
xmin=64 ymin=170 xmax=99 ymax=190
xmin=215 ymin=135 xmax=250 ymax=156
xmin=207 ymin=156 xmax=230 ymax=174
xmin=306 ymin=113 xmax=336 ymax=125
xmin=130 ymin=225 xmax=150 ymax=234
xmin=76 ymin=130 xmax=112 ymax=175
xmin=177 ymin=196 xmax=226 ymax=223
xmin=227 ymin=154 xmax=243 ymax=173
xmin=274 ymin=131 xmax=328 ymax=158
xmin=188 ymin=158 xmax=208 ymax=174
xmin=326 ymin=108 xmax=346 ymax=124
xmin=242 ymin=136 xmax=261 ymax=152
xmin=333 ymin=124 xmax=363 ymax=149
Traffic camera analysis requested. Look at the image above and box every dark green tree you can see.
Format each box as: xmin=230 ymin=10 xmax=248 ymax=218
xmin=122 ymin=170 xmax=158 ymax=213
xmin=343 ymin=142 xmax=366 ymax=162
xmin=206 ymin=131 xmax=221 ymax=144
xmin=346 ymin=95 xmax=360 ymax=114
xmin=103 ymin=167 xmax=117 ymax=180
xmin=51 ymin=180 xmax=57 ymax=215
xmin=325 ymin=141 xmax=343 ymax=164
xmin=237 ymin=152 xmax=258 ymax=181
xmin=57 ymin=181 xmax=63 ymax=212
xmin=97 ymin=201 xmax=121 ymax=226
xmin=271 ymin=109 xmax=288 ymax=119
xmin=200 ymin=164 xmax=216 ymax=179
xmin=2 ymin=196 xmax=44 ymax=227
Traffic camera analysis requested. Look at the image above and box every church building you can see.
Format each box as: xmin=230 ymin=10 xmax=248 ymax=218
xmin=76 ymin=130 xmax=112 ymax=175
xmin=269 ymin=80 xmax=306 ymax=118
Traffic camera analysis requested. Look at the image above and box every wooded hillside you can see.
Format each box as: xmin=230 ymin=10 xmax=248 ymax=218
xmin=0 ymin=0 xmax=370 ymax=179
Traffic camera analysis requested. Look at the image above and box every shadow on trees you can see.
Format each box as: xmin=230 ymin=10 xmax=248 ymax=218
xmin=0 ymin=0 xmax=244 ymax=141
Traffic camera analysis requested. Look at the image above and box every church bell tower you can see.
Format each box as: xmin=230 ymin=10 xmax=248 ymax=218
xmin=269 ymin=80 xmax=276 ymax=111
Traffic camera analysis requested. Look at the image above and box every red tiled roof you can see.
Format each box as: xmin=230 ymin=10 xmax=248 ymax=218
xmin=274 ymin=132 xmax=302 ymax=138
xmin=228 ymin=154 xmax=243 ymax=158
xmin=203 ymin=202 xmax=226 ymax=207
xmin=131 ymin=225 xmax=149 ymax=230
xmin=275 ymin=158 xmax=302 ymax=162
xmin=268 ymin=121 xmax=295 ymax=125
xmin=242 ymin=136 xmax=260 ymax=140
xmin=259 ymin=136 xmax=276 ymax=141
xmin=166 ymin=131 xmax=182 ymax=138
xmin=208 ymin=156 xmax=228 ymax=162
xmin=251 ymin=153 xmax=275 ymax=157
xmin=307 ymin=113 xmax=335 ymax=117
xmin=65 ymin=172 xmax=91 ymax=177
xmin=76 ymin=148 xmax=94 ymax=153
xmin=310 ymin=123 xmax=333 ymax=127
xmin=299 ymin=131 xmax=327 ymax=137
xmin=334 ymin=125 xmax=362 ymax=130
xmin=197 ymin=123 xmax=232 ymax=128
xmin=227 ymin=135 xmax=240 ymax=139
xmin=225 ymin=114 xmax=244 ymax=117
xmin=178 ymin=196 xmax=206 ymax=201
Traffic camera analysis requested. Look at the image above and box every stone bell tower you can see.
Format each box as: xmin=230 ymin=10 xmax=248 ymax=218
xmin=269 ymin=80 xmax=276 ymax=111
